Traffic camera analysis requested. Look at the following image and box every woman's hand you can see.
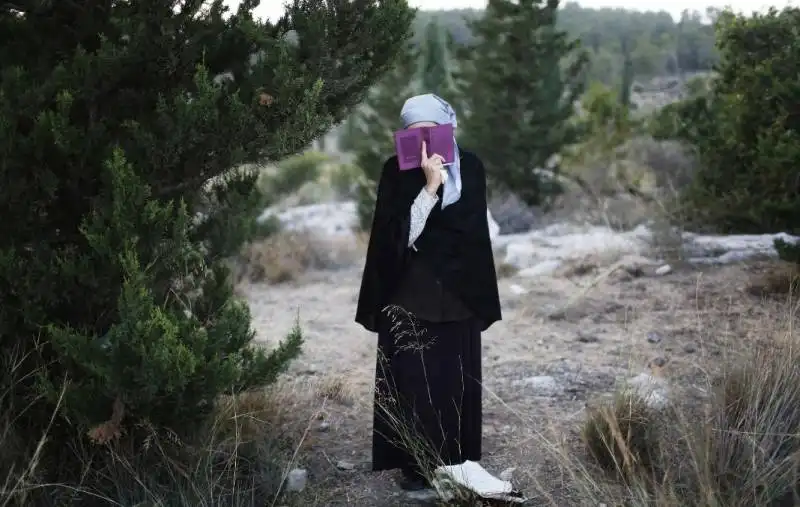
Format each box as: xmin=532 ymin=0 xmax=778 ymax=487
xmin=420 ymin=140 xmax=445 ymax=195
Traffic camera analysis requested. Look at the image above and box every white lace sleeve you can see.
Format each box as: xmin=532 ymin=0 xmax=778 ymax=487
xmin=408 ymin=188 xmax=439 ymax=249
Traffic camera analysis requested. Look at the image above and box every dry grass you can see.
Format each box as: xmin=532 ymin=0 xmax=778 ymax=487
xmin=746 ymin=261 xmax=800 ymax=298
xmin=237 ymin=231 xmax=366 ymax=284
xmin=313 ymin=374 xmax=357 ymax=406
xmin=548 ymin=295 xmax=800 ymax=507
xmin=0 ymin=368 xmax=328 ymax=506
xmin=582 ymin=391 xmax=661 ymax=481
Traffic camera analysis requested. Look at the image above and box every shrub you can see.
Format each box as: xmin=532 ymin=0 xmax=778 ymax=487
xmin=4 ymin=343 xmax=313 ymax=506
xmin=328 ymin=162 xmax=362 ymax=199
xmin=745 ymin=260 xmax=800 ymax=298
xmin=236 ymin=231 xmax=365 ymax=284
xmin=488 ymin=192 xmax=540 ymax=234
xmin=583 ymin=392 xmax=661 ymax=481
xmin=262 ymin=151 xmax=330 ymax=198
xmin=654 ymin=8 xmax=800 ymax=256
xmin=355 ymin=173 xmax=380 ymax=231
xmin=0 ymin=0 xmax=415 ymax=502
xmin=706 ymin=343 xmax=800 ymax=505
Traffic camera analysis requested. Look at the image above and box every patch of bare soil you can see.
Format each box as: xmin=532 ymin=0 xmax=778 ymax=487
xmin=241 ymin=260 xmax=795 ymax=506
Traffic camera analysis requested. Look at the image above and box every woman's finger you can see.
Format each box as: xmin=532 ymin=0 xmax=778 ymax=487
xmin=420 ymin=141 xmax=428 ymax=164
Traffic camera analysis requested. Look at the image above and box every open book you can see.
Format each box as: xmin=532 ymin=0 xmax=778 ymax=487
xmin=393 ymin=123 xmax=455 ymax=170
xmin=433 ymin=460 xmax=526 ymax=503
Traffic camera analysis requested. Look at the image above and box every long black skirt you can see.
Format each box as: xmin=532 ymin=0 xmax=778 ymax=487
xmin=371 ymin=312 xmax=482 ymax=474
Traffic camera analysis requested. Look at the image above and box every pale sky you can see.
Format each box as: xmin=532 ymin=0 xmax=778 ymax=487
xmin=241 ymin=0 xmax=798 ymax=22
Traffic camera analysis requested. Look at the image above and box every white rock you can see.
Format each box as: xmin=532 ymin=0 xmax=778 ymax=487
xmin=626 ymin=373 xmax=669 ymax=410
xmin=404 ymin=489 xmax=438 ymax=503
xmin=500 ymin=225 xmax=649 ymax=270
xmin=259 ymin=201 xmax=357 ymax=237
xmin=487 ymin=209 xmax=500 ymax=240
xmin=655 ymin=264 xmax=672 ymax=276
xmin=522 ymin=375 xmax=560 ymax=396
xmin=336 ymin=460 xmax=356 ymax=471
xmin=285 ymin=468 xmax=308 ymax=492
xmin=256 ymin=198 xmax=800 ymax=275
xmin=509 ymin=284 xmax=528 ymax=295
xmin=683 ymin=231 xmax=794 ymax=257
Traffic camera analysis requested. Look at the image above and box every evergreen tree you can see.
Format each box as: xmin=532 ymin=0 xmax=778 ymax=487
xmin=420 ymin=20 xmax=456 ymax=99
xmin=0 ymin=0 xmax=414 ymax=448
xmin=458 ymin=0 xmax=588 ymax=206
xmin=340 ymin=45 xmax=421 ymax=229
xmin=619 ymin=35 xmax=635 ymax=108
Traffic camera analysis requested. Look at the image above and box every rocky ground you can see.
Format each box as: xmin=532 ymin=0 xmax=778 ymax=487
xmin=241 ymin=203 xmax=798 ymax=505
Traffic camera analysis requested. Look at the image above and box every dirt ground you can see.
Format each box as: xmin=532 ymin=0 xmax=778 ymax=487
xmin=241 ymin=257 xmax=795 ymax=506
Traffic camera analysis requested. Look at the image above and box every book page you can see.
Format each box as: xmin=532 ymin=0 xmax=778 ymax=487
xmin=395 ymin=130 xmax=422 ymax=169
xmin=428 ymin=124 xmax=454 ymax=164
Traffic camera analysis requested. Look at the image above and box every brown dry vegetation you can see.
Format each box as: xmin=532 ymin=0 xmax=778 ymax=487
xmin=540 ymin=257 xmax=800 ymax=507
xmin=236 ymin=230 xmax=367 ymax=284
xmin=574 ymin=314 xmax=800 ymax=506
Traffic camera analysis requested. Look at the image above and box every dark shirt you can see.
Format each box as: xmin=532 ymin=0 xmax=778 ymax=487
xmin=388 ymin=246 xmax=473 ymax=323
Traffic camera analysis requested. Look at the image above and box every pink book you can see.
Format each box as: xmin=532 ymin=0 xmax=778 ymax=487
xmin=393 ymin=123 xmax=455 ymax=170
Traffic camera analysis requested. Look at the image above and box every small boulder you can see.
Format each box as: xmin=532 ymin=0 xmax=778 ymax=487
xmin=286 ymin=468 xmax=308 ymax=492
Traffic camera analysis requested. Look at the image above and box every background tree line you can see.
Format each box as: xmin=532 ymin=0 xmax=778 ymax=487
xmin=412 ymin=3 xmax=719 ymax=84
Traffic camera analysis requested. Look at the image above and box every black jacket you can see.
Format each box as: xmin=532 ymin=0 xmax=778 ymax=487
xmin=355 ymin=150 xmax=501 ymax=333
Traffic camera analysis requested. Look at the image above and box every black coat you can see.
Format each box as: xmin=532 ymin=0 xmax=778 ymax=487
xmin=355 ymin=150 xmax=502 ymax=332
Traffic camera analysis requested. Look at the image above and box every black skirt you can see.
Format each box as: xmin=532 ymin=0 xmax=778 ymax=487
xmin=371 ymin=310 xmax=482 ymax=474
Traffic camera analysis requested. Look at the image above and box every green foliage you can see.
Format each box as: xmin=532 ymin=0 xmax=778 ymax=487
xmin=618 ymin=36 xmax=634 ymax=108
xmin=775 ymin=239 xmax=800 ymax=265
xmin=0 ymin=0 xmax=415 ymax=493
xmin=647 ymin=74 xmax=713 ymax=142
xmin=341 ymin=45 xmax=421 ymax=230
xmin=582 ymin=81 xmax=636 ymax=144
xmin=420 ymin=20 xmax=457 ymax=100
xmin=412 ymin=4 xmax=719 ymax=82
xmin=657 ymin=8 xmax=800 ymax=252
xmin=458 ymin=0 xmax=589 ymax=206
xmin=328 ymin=162 xmax=362 ymax=198
xmin=562 ymin=81 xmax=651 ymax=200
xmin=566 ymin=82 xmax=635 ymax=170
xmin=262 ymin=151 xmax=330 ymax=197
xmin=647 ymin=94 xmax=714 ymax=143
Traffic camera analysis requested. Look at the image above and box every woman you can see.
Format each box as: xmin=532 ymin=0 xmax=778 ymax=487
xmin=355 ymin=94 xmax=501 ymax=490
